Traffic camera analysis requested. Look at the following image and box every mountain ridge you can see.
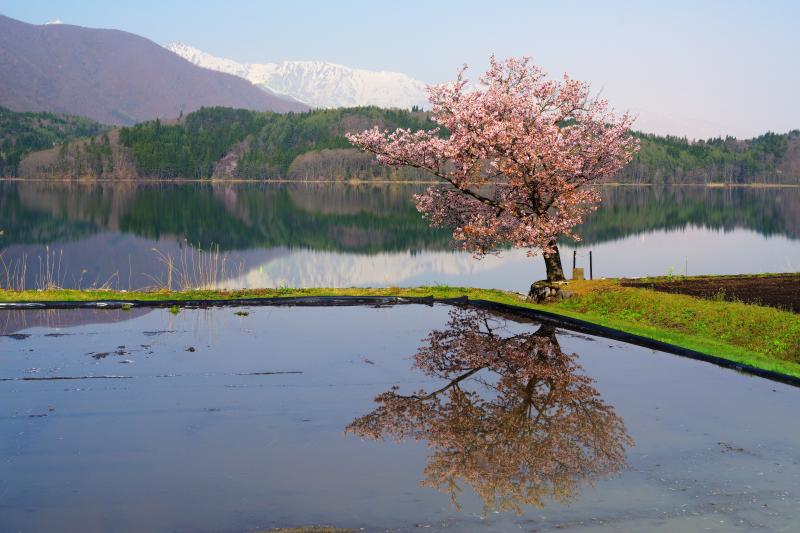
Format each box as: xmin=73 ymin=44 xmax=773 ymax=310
xmin=0 ymin=15 xmax=307 ymax=125
xmin=165 ymin=42 xmax=429 ymax=110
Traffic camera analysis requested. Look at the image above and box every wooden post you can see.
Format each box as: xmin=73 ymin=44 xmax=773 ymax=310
xmin=573 ymin=250 xmax=577 ymax=270
xmin=589 ymin=251 xmax=593 ymax=280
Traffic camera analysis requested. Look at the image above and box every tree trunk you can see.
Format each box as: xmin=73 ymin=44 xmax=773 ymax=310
xmin=543 ymin=242 xmax=566 ymax=282
xmin=533 ymin=321 xmax=558 ymax=340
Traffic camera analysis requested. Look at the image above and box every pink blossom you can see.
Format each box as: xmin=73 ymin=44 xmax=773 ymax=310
xmin=347 ymin=57 xmax=640 ymax=280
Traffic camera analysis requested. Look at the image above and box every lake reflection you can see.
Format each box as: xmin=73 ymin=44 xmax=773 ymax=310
xmin=2 ymin=304 xmax=799 ymax=532
xmin=1 ymin=181 xmax=798 ymax=291
xmin=347 ymin=308 xmax=631 ymax=514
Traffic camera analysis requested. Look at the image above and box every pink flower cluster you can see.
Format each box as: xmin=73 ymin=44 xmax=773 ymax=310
xmin=347 ymin=56 xmax=640 ymax=257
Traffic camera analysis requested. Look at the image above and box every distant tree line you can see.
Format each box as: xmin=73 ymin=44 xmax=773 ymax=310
xmin=0 ymin=106 xmax=107 ymax=176
xmin=7 ymin=105 xmax=800 ymax=184
xmin=119 ymin=107 xmax=800 ymax=183
xmin=620 ymin=131 xmax=799 ymax=184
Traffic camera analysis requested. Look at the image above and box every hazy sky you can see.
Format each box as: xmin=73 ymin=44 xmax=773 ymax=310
xmin=2 ymin=0 xmax=799 ymax=138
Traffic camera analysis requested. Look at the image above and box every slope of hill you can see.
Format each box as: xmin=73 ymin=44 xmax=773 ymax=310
xmin=0 ymin=15 xmax=307 ymax=125
xmin=165 ymin=42 xmax=429 ymax=110
xmin=0 ymin=106 xmax=107 ymax=176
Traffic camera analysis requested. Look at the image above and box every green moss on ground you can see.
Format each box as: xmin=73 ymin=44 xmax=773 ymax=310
xmin=1 ymin=280 xmax=798 ymax=378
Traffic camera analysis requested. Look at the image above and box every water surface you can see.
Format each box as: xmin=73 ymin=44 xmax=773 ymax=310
xmin=1 ymin=304 xmax=798 ymax=532
xmin=1 ymin=182 xmax=798 ymax=292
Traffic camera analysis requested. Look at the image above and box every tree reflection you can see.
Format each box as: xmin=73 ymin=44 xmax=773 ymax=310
xmin=346 ymin=308 xmax=632 ymax=514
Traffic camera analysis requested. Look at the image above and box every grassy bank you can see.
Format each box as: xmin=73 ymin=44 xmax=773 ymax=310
xmin=1 ymin=280 xmax=798 ymax=378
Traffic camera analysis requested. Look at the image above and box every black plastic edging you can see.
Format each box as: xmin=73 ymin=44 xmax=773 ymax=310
xmin=1 ymin=295 xmax=797 ymax=388
xmin=0 ymin=296 xmax=437 ymax=310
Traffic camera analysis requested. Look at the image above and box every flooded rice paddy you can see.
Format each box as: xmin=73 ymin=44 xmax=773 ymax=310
xmin=1 ymin=304 xmax=798 ymax=532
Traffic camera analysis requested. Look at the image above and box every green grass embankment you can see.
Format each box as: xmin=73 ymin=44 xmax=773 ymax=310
xmin=1 ymin=280 xmax=798 ymax=378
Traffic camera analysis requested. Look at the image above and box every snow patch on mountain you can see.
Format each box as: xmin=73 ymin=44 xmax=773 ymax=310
xmin=165 ymin=42 xmax=429 ymax=110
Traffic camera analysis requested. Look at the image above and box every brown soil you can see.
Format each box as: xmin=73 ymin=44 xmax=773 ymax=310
xmin=621 ymin=274 xmax=800 ymax=313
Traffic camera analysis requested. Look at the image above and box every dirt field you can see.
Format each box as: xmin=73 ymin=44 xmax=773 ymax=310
xmin=622 ymin=274 xmax=800 ymax=313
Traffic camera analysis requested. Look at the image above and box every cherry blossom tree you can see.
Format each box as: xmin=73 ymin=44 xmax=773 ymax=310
xmin=346 ymin=309 xmax=632 ymax=514
xmin=347 ymin=57 xmax=639 ymax=284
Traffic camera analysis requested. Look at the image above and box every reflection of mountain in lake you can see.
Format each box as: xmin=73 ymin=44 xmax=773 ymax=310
xmin=0 ymin=307 xmax=151 ymax=335
xmin=221 ymin=248 xmax=502 ymax=288
xmin=347 ymin=308 xmax=631 ymax=514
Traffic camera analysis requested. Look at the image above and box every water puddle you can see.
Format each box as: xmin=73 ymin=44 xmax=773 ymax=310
xmin=1 ymin=305 xmax=798 ymax=532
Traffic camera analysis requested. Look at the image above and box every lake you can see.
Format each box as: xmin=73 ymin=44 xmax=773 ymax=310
xmin=1 ymin=303 xmax=798 ymax=531
xmin=1 ymin=182 xmax=799 ymax=292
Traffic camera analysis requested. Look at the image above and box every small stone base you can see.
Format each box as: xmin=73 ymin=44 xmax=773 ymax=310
xmin=527 ymin=281 xmax=574 ymax=303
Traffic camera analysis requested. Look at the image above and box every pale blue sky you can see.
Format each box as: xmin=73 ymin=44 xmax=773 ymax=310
xmin=2 ymin=0 xmax=798 ymax=138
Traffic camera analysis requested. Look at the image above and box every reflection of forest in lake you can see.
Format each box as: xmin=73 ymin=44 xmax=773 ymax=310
xmin=2 ymin=182 xmax=799 ymax=250
xmin=347 ymin=308 xmax=631 ymax=514
xmin=0 ymin=182 xmax=798 ymax=289
xmin=0 ymin=182 xmax=449 ymax=252
xmin=583 ymin=186 xmax=800 ymax=242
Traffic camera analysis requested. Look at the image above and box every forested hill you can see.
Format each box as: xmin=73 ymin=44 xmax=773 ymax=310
xmin=621 ymin=131 xmax=800 ymax=184
xmin=15 ymin=105 xmax=800 ymax=184
xmin=0 ymin=107 xmax=107 ymax=176
xmin=118 ymin=106 xmax=438 ymax=180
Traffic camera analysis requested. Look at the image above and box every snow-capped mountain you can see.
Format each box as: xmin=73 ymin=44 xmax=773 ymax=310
xmin=165 ymin=42 xmax=429 ymax=110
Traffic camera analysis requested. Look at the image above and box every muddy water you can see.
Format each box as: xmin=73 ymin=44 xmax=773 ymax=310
xmin=0 ymin=305 xmax=798 ymax=532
